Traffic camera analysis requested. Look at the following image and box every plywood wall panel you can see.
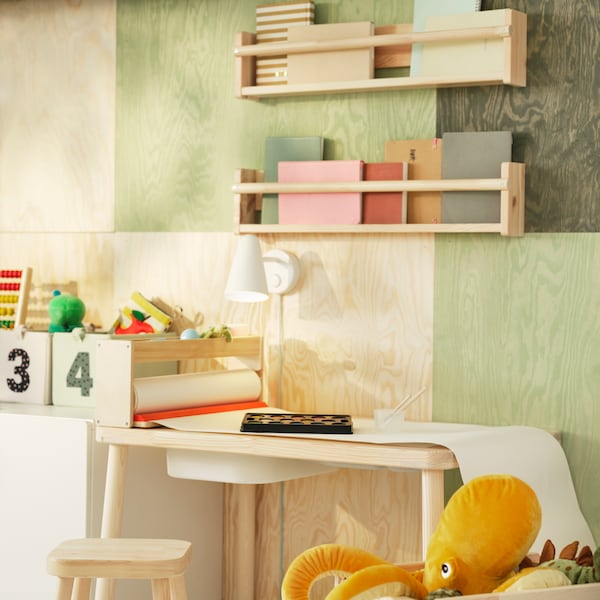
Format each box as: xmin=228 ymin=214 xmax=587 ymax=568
xmin=115 ymin=0 xmax=431 ymax=232
xmin=258 ymin=234 xmax=434 ymax=419
xmin=437 ymin=0 xmax=600 ymax=232
xmin=433 ymin=232 xmax=600 ymax=544
xmin=0 ymin=233 xmax=115 ymax=329
xmin=0 ymin=0 xmax=115 ymax=233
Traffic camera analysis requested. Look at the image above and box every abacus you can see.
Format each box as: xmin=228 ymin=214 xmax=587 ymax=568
xmin=0 ymin=268 xmax=32 ymax=329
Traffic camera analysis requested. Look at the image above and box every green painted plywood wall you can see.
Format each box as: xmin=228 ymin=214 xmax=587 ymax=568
xmin=434 ymin=0 xmax=600 ymax=543
xmin=115 ymin=0 xmax=433 ymax=232
xmin=433 ymin=233 xmax=600 ymax=542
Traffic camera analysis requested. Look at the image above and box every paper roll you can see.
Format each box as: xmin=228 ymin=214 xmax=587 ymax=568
xmin=133 ymin=369 xmax=261 ymax=414
xmin=156 ymin=416 xmax=596 ymax=551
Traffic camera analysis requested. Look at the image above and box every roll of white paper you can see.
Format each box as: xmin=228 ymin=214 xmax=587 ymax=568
xmin=133 ymin=369 xmax=261 ymax=414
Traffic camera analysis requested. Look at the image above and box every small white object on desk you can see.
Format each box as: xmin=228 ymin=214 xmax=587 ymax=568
xmin=374 ymin=387 xmax=427 ymax=431
xmin=374 ymin=407 xmax=405 ymax=430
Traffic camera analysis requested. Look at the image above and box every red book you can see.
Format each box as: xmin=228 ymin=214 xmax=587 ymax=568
xmin=278 ymin=160 xmax=363 ymax=225
xmin=362 ymin=162 xmax=408 ymax=224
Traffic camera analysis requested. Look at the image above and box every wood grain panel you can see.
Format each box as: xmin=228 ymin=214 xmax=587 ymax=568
xmin=115 ymin=0 xmax=431 ymax=232
xmin=0 ymin=0 xmax=115 ymax=233
xmin=437 ymin=0 xmax=600 ymax=232
xmin=433 ymin=232 xmax=600 ymax=544
xmin=0 ymin=233 xmax=115 ymax=329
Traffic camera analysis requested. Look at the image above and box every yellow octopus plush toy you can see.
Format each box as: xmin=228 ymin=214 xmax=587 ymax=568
xmin=281 ymin=474 xmax=596 ymax=599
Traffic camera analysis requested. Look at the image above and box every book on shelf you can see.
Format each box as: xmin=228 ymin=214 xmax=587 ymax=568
xmin=278 ymin=160 xmax=364 ymax=225
xmin=255 ymin=1 xmax=315 ymax=86
xmin=362 ymin=162 xmax=408 ymax=224
xmin=410 ymin=0 xmax=481 ymax=77
xmin=261 ymin=136 xmax=324 ymax=224
xmin=384 ymin=138 xmax=443 ymax=224
xmin=420 ymin=9 xmax=508 ymax=78
xmin=441 ymin=131 xmax=512 ymax=224
xmin=287 ymin=21 xmax=374 ymax=84
xmin=374 ymin=24 xmax=412 ymax=70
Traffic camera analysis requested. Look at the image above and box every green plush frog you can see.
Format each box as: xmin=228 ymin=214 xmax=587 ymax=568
xmin=48 ymin=290 xmax=85 ymax=332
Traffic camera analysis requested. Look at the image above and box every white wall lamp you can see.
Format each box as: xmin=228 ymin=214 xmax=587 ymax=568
xmin=224 ymin=235 xmax=300 ymax=302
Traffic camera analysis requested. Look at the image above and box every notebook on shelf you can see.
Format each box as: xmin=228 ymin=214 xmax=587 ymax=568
xmin=441 ymin=131 xmax=512 ymax=224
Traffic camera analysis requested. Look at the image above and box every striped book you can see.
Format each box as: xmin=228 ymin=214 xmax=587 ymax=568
xmin=256 ymin=1 xmax=314 ymax=86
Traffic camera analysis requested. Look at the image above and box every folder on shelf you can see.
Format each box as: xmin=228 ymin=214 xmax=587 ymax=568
xmin=384 ymin=138 xmax=443 ymax=224
xmin=262 ymin=136 xmax=324 ymax=224
xmin=362 ymin=162 xmax=408 ymax=224
xmin=278 ymin=160 xmax=364 ymax=225
xmin=374 ymin=24 xmax=412 ymax=70
xmin=441 ymin=131 xmax=513 ymax=223
xmin=287 ymin=21 xmax=374 ymax=84
xmin=410 ymin=0 xmax=481 ymax=77
xmin=420 ymin=9 xmax=508 ymax=79
xmin=255 ymin=1 xmax=315 ymax=86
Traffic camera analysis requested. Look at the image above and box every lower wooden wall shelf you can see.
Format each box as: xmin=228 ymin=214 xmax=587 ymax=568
xmin=233 ymin=162 xmax=525 ymax=237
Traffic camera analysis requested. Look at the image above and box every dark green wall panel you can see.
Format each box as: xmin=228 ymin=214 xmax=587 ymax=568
xmin=437 ymin=0 xmax=600 ymax=232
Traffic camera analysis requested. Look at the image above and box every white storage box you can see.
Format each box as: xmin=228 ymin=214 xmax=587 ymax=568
xmin=52 ymin=330 xmax=177 ymax=408
xmin=0 ymin=328 xmax=51 ymax=404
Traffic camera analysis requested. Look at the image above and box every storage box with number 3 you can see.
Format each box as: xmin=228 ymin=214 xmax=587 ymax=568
xmin=52 ymin=330 xmax=177 ymax=408
xmin=0 ymin=329 xmax=52 ymax=404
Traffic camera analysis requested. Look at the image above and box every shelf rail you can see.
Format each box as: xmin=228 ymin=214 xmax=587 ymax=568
xmin=232 ymin=162 xmax=525 ymax=237
xmin=234 ymin=9 xmax=526 ymax=97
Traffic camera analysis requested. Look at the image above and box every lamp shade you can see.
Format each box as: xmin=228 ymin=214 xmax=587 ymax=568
xmin=224 ymin=235 xmax=269 ymax=302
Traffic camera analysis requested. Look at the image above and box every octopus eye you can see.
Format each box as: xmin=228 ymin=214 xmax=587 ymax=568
xmin=441 ymin=562 xmax=453 ymax=579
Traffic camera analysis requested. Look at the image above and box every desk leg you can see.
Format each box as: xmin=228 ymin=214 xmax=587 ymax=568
xmin=96 ymin=443 xmax=129 ymax=600
xmin=421 ymin=469 xmax=445 ymax=560
xmin=224 ymin=483 xmax=257 ymax=600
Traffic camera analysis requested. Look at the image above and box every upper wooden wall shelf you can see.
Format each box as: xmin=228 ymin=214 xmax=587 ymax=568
xmin=233 ymin=162 xmax=525 ymax=237
xmin=234 ymin=9 xmax=526 ymax=99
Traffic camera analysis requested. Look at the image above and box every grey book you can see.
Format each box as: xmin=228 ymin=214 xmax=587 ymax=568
xmin=441 ymin=131 xmax=512 ymax=224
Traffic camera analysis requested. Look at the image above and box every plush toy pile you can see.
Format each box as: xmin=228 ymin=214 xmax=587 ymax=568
xmin=281 ymin=474 xmax=599 ymax=599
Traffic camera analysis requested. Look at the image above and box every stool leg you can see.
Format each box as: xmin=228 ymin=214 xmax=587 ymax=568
xmin=169 ymin=574 xmax=188 ymax=600
xmin=151 ymin=578 xmax=171 ymax=600
xmin=55 ymin=577 xmax=74 ymax=600
xmin=74 ymin=577 xmax=92 ymax=600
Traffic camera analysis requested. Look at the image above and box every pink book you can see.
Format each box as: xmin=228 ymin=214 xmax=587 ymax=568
xmin=278 ymin=160 xmax=364 ymax=225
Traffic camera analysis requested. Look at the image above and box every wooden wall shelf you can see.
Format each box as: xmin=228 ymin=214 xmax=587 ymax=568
xmin=234 ymin=9 xmax=526 ymax=99
xmin=233 ymin=162 xmax=525 ymax=237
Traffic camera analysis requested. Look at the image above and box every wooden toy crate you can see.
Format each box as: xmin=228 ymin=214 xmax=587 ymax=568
xmin=94 ymin=335 xmax=262 ymax=428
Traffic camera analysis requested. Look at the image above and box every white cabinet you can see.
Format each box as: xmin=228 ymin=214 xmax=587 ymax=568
xmin=0 ymin=404 xmax=223 ymax=599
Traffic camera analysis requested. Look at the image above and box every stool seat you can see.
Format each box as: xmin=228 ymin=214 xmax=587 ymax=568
xmin=47 ymin=538 xmax=191 ymax=600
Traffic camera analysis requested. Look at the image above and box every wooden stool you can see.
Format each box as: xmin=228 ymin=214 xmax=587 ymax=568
xmin=47 ymin=538 xmax=192 ymax=600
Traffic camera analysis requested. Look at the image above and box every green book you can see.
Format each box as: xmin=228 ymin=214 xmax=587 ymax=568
xmin=441 ymin=131 xmax=512 ymax=224
xmin=262 ymin=136 xmax=324 ymax=224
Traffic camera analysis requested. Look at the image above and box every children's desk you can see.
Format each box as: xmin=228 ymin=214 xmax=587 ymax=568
xmin=94 ymin=425 xmax=458 ymax=600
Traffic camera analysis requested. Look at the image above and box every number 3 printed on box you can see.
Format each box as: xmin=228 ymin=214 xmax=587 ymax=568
xmin=7 ymin=347 xmax=30 ymax=393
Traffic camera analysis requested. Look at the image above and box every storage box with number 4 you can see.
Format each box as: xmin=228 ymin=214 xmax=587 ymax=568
xmin=51 ymin=330 xmax=177 ymax=408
